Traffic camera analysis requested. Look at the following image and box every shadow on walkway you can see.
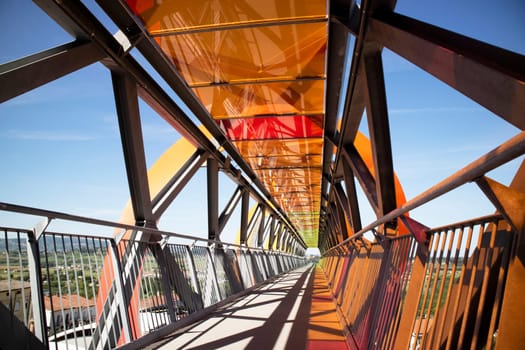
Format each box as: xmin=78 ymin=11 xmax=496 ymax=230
xmin=145 ymin=264 xmax=348 ymax=350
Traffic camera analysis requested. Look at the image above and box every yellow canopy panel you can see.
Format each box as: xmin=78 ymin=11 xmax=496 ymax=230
xmin=126 ymin=0 xmax=329 ymax=247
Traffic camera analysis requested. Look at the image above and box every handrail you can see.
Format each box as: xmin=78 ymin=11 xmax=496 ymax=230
xmin=324 ymin=129 xmax=525 ymax=255
xmin=0 ymin=223 xmax=307 ymax=349
xmin=320 ymin=213 xmax=515 ymax=349
xmin=426 ymin=213 xmax=504 ymax=233
xmin=0 ymin=202 xmax=289 ymax=253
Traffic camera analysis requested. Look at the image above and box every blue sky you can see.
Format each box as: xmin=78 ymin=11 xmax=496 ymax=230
xmin=0 ymin=0 xmax=524 ymax=244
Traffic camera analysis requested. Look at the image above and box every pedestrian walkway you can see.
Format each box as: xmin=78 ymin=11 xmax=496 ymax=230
xmin=144 ymin=264 xmax=348 ymax=349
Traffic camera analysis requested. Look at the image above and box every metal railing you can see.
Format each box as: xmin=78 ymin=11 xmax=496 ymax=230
xmin=0 ymin=205 xmax=306 ymax=350
xmin=0 ymin=229 xmax=33 ymax=328
xmin=322 ymin=232 xmax=417 ymax=349
xmin=320 ymin=214 xmax=516 ymax=349
xmin=408 ymin=216 xmax=514 ymax=350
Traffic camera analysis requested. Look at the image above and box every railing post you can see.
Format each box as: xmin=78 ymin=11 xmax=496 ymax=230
xmin=151 ymin=243 xmax=177 ymax=322
xmin=356 ymin=240 xmax=390 ymax=349
xmin=27 ymin=219 xmax=49 ymax=345
xmin=109 ymin=239 xmax=133 ymax=343
xmin=275 ymin=252 xmax=283 ymax=274
xmin=496 ymin=229 xmax=525 ymax=349
xmin=366 ymin=239 xmax=394 ymax=349
xmin=207 ymin=247 xmax=222 ymax=301
xmin=394 ymin=244 xmax=429 ymax=349
xmin=475 ymin=175 xmax=525 ymax=349
xmin=240 ymin=249 xmax=254 ymax=288
xmin=185 ymin=245 xmax=203 ymax=300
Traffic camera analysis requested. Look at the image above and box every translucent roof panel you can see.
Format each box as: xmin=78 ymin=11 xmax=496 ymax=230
xmin=241 ymin=154 xmax=323 ymax=170
xmin=217 ymin=115 xmax=323 ymax=141
xmin=127 ymin=0 xmax=327 ymax=32
xmin=193 ymin=80 xmax=325 ymax=119
xmin=155 ymin=23 xmax=327 ymax=86
xmin=233 ymin=138 xmax=323 ymax=159
xmin=126 ymin=0 xmax=328 ymax=247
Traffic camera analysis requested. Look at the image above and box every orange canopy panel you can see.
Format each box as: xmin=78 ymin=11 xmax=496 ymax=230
xmin=194 ymin=80 xmax=325 ymax=119
xmin=126 ymin=0 xmax=329 ymax=247
xmin=126 ymin=0 xmax=327 ymax=31
xmin=156 ymin=23 xmax=327 ymax=86
xmin=233 ymin=138 xmax=324 ymax=159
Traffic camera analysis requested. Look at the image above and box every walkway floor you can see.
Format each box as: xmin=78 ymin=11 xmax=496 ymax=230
xmin=145 ymin=264 xmax=348 ymax=349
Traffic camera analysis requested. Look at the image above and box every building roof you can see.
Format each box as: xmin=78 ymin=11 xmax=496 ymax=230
xmin=44 ymin=295 xmax=95 ymax=311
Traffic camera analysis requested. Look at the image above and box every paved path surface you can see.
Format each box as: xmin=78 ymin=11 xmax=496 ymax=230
xmin=146 ymin=264 xmax=348 ymax=349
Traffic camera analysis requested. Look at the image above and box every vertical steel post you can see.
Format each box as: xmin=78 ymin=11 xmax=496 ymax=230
xmin=185 ymin=246 xmax=203 ymax=299
xmin=240 ymin=190 xmax=250 ymax=245
xmin=207 ymin=157 xmax=219 ymax=243
xmin=394 ymin=244 xmax=429 ymax=349
xmin=109 ymin=240 xmax=133 ymax=343
xmin=476 ymin=174 xmax=525 ymax=349
xmin=111 ymin=71 xmax=155 ymax=227
xmin=268 ymin=216 xmax=276 ymax=250
xmin=342 ymin=161 xmax=362 ymax=232
xmin=27 ymin=220 xmax=49 ymax=345
xmin=257 ymin=206 xmax=267 ymax=248
xmin=151 ymin=244 xmax=177 ymax=322
xmin=271 ymin=221 xmax=281 ymax=251
xmin=207 ymin=247 xmax=222 ymax=301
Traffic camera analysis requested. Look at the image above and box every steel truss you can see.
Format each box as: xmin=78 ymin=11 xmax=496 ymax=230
xmin=1 ymin=0 xmax=524 ymax=348
xmin=0 ymin=0 xmax=307 ymax=253
xmin=318 ymin=1 xmax=525 ymax=348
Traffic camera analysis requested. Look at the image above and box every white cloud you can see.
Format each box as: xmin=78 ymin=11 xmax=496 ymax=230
xmin=389 ymin=106 xmax=482 ymax=115
xmin=3 ymin=129 xmax=97 ymax=141
xmin=79 ymin=208 xmax=123 ymax=219
xmin=141 ymin=122 xmax=179 ymax=137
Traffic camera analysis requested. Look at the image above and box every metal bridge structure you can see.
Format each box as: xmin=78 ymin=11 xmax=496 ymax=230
xmin=1 ymin=0 xmax=524 ymax=349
